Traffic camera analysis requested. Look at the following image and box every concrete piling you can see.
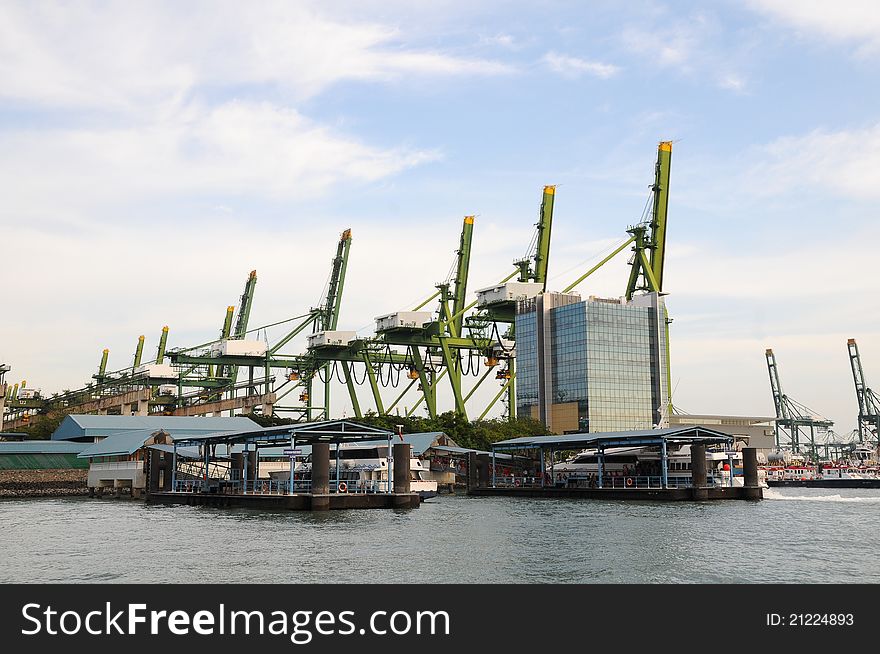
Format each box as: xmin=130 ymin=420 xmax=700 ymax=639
xmin=246 ymin=451 xmax=257 ymax=482
xmin=161 ymin=451 xmax=173 ymax=491
xmin=690 ymin=443 xmax=708 ymax=500
xmin=466 ymin=452 xmax=478 ymax=492
xmin=311 ymin=442 xmax=330 ymax=510
xmin=742 ymin=447 xmax=762 ymax=500
xmin=392 ymin=443 xmax=412 ymax=508
xmin=477 ymin=453 xmax=490 ymax=489
xmin=393 ymin=443 xmax=411 ymax=494
xmin=148 ymin=450 xmax=162 ymax=494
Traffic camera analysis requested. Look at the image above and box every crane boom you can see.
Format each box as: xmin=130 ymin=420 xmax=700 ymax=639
xmin=847 ymin=338 xmax=880 ymax=443
xmin=323 ymin=229 xmax=352 ymax=331
xmin=650 ymin=141 xmax=672 ymax=290
xmin=155 ymin=326 xmax=169 ymax=364
xmin=233 ymin=270 xmax=258 ymax=338
xmin=133 ymin=335 xmax=145 ymax=369
xmin=534 ymin=186 xmax=555 ymax=289
xmin=765 ymin=348 xmax=789 ymax=421
xmin=451 ymin=217 xmax=474 ymax=338
xmin=515 ymin=185 xmax=556 ymax=287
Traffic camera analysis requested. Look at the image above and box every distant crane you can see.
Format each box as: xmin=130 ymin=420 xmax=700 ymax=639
xmin=765 ymin=348 xmax=834 ymax=458
xmin=846 ymin=338 xmax=880 ymax=444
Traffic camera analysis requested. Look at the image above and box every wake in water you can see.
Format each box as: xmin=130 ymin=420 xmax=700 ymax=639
xmin=763 ymin=488 xmax=880 ymax=503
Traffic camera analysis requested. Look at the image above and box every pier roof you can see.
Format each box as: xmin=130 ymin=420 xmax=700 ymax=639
xmin=171 ymin=419 xmax=394 ymax=447
xmin=491 ymin=426 xmax=734 ymax=451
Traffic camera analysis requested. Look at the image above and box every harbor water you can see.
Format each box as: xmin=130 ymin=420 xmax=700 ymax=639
xmin=2 ymin=488 xmax=879 ymax=584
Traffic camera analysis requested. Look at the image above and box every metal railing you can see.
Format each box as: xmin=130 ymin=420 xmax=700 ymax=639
xmin=493 ymin=474 xmax=726 ymax=490
xmin=334 ymin=479 xmax=388 ymax=494
xmin=170 ymin=476 xmax=393 ymax=495
xmin=89 ymin=461 xmax=144 ymax=472
xmin=174 ymin=479 xmax=206 ymax=493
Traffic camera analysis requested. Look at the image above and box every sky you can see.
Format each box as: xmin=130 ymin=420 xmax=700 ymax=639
xmin=3 ymin=0 xmax=880 ymax=435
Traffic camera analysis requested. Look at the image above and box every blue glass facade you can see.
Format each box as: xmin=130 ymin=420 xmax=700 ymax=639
xmin=516 ymin=292 xmax=669 ymax=433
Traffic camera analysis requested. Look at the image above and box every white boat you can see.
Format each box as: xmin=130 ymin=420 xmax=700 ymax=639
xmin=270 ymin=443 xmax=439 ymax=500
xmin=547 ymin=445 xmax=765 ymax=489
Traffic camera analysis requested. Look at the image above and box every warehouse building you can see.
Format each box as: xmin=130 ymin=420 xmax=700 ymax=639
xmin=51 ymin=414 xmax=257 ymax=443
xmin=668 ymin=413 xmax=776 ymax=452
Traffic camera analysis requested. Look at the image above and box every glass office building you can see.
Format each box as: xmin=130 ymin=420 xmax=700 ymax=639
xmin=515 ymin=292 xmax=670 ymax=434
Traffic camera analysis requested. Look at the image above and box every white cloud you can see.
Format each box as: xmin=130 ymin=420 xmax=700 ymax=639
xmin=743 ymin=123 xmax=880 ymax=199
xmin=718 ymin=74 xmax=747 ymax=92
xmin=747 ymin=0 xmax=880 ymax=52
xmin=0 ymin=101 xmax=438 ymax=216
xmin=541 ymin=52 xmax=620 ymax=79
xmin=619 ymin=14 xmax=750 ymax=92
xmin=0 ymin=1 xmax=513 ymax=111
xmin=480 ymin=33 xmax=518 ymax=48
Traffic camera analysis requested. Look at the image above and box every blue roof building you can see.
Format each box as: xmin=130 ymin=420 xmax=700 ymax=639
xmin=0 ymin=440 xmax=90 ymax=469
xmin=51 ymin=414 xmax=259 ymax=443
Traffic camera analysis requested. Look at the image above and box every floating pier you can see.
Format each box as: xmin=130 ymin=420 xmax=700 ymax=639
xmin=145 ymin=420 xmax=421 ymax=511
xmin=468 ymin=426 xmax=763 ymax=501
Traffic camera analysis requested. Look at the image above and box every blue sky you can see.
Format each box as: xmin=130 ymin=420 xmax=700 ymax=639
xmin=3 ymin=0 xmax=880 ymax=434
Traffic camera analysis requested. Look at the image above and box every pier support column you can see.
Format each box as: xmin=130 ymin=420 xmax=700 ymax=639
xmin=148 ymin=449 xmax=161 ymax=494
xmin=246 ymin=450 xmax=257 ymax=485
xmin=466 ymin=452 xmax=478 ymax=492
xmin=311 ymin=442 xmax=330 ymax=511
xmin=477 ymin=454 xmax=490 ymax=489
xmin=231 ymin=451 xmax=244 ymax=476
xmin=690 ymin=443 xmax=708 ymax=500
xmin=393 ymin=443 xmax=411 ymax=494
xmin=392 ymin=443 xmax=412 ymax=508
xmin=742 ymin=447 xmax=762 ymax=500
xmin=161 ymin=451 xmax=173 ymax=491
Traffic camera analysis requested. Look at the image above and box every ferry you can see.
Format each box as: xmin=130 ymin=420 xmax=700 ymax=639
xmin=548 ymin=445 xmax=763 ymax=488
xmin=270 ymin=443 xmax=439 ymax=500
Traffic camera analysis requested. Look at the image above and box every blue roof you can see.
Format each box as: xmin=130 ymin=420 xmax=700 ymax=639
xmin=428 ymin=444 xmax=520 ymax=460
xmin=52 ymin=415 xmax=259 ymax=441
xmin=350 ymin=431 xmax=452 ymax=456
xmin=173 ymin=419 xmax=394 ymax=446
xmin=148 ymin=444 xmax=201 ymax=459
xmin=492 ymin=426 xmax=734 ymax=450
xmin=78 ymin=430 xmax=167 ymax=458
xmin=0 ymin=440 xmax=88 ymax=455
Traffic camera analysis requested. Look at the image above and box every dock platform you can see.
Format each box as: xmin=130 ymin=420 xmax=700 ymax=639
xmin=473 ymin=427 xmax=765 ymax=502
xmin=467 ymin=485 xmax=760 ymax=501
xmin=147 ymin=490 xmax=421 ymax=510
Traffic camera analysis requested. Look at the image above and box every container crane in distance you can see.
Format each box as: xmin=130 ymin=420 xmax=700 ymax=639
xmin=765 ymin=348 xmax=833 ymax=458
xmin=847 ymin=338 xmax=880 ymax=445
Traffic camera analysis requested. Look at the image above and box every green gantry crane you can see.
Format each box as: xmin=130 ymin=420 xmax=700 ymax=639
xmin=765 ymin=348 xmax=834 ymax=458
xmin=847 ymin=338 xmax=880 ymax=444
xmin=168 ymin=229 xmax=357 ymax=421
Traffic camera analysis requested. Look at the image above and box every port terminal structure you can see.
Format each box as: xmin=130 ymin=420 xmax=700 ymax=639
xmin=4 ymin=142 xmax=674 ymax=428
xmin=145 ymin=419 xmax=421 ymax=511
xmin=469 ymin=426 xmax=763 ymax=501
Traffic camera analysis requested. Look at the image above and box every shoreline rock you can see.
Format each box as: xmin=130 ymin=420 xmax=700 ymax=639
xmin=0 ymin=469 xmax=89 ymax=498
